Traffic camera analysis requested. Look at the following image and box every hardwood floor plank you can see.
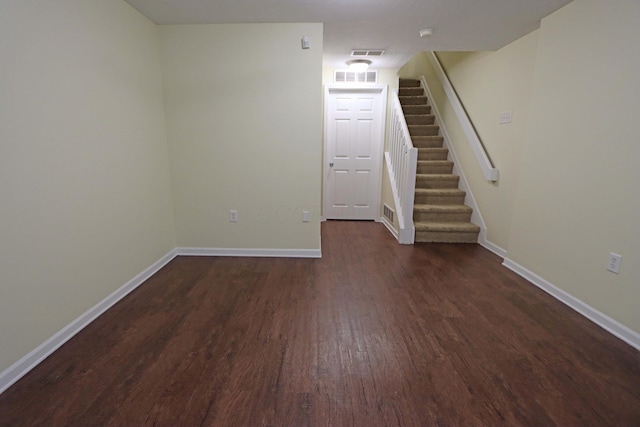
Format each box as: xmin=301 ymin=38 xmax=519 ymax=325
xmin=1 ymin=221 xmax=639 ymax=426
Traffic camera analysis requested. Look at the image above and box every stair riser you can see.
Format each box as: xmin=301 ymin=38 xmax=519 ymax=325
xmin=412 ymin=137 xmax=444 ymax=148
xmin=402 ymin=105 xmax=431 ymax=115
xmin=409 ymin=125 xmax=439 ymax=136
xmin=399 ymin=79 xmax=421 ymax=88
xmin=414 ymin=211 xmax=472 ymax=223
xmin=399 ymin=96 xmax=428 ymax=105
xmin=415 ymin=194 xmax=465 ymax=205
xmin=405 ymin=116 xmax=435 ymax=125
xmin=417 ymin=164 xmax=453 ymax=174
xmin=418 ymin=150 xmax=448 ymax=161
xmin=399 ymin=87 xmax=424 ymax=96
xmin=415 ymin=231 xmax=479 ymax=243
xmin=415 ymin=178 xmax=459 ymax=189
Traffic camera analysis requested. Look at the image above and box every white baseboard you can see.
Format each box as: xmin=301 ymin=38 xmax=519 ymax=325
xmin=479 ymin=238 xmax=507 ymax=259
xmin=0 ymin=249 xmax=178 ymax=395
xmin=379 ymin=216 xmax=399 ymax=241
xmin=176 ymin=247 xmax=322 ymax=258
xmin=503 ymin=258 xmax=640 ymax=351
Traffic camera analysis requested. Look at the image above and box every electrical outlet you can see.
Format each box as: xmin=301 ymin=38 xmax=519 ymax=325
xmin=302 ymin=210 xmax=310 ymax=223
xmin=607 ymin=252 xmax=622 ymax=274
xmin=229 ymin=210 xmax=238 ymax=222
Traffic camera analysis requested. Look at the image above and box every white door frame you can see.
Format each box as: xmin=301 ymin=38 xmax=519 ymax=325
xmin=323 ymin=85 xmax=388 ymax=220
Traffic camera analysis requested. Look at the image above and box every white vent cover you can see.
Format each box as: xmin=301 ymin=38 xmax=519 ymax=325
xmin=334 ymin=70 xmax=378 ymax=84
xmin=350 ymin=49 xmax=386 ymax=57
xmin=383 ymin=204 xmax=395 ymax=223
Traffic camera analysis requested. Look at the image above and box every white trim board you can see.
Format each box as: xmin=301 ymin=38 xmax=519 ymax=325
xmin=177 ymin=247 xmax=322 ymax=258
xmin=0 ymin=249 xmax=178 ymax=395
xmin=379 ymin=216 xmax=399 ymax=241
xmin=480 ymin=240 xmax=507 ymax=259
xmin=503 ymin=258 xmax=640 ymax=351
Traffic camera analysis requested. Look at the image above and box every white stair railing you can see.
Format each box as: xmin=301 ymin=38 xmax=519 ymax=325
xmin=428 ymin=52 xmax=499 ymax=181
xmin=385 ymin=92 xmax=418 ymax=244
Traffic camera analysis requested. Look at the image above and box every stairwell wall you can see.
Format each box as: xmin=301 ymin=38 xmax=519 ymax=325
xmin=161 ymin=23 xmax=323 ymax=251
xmin=398 ymin=0 xmax=640 ymax=338
xmin=435 ymin=32 xmax=538 ymax=250
xmin=398 ymin=30 xmax=539 ymax=251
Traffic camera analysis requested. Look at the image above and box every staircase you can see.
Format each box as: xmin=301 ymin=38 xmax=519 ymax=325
xmin=398 ymin=78 xmax=480 ymax=243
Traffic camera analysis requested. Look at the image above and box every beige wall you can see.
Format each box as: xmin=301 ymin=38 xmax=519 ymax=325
xmin=0 ymin=0 xmax=176 ymax=371
xmin=163 ymin=24 xmax=323 ymax=250
xmin=436 ymin=32 xmax=539 ymax=249
xmin=507 ymin=0 xmax=640 ymax=331
xmin=398 ymin=0 xmax=640 ymax=335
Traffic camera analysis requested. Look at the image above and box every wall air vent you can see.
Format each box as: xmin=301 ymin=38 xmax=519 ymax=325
xmin=383 ymin=204 xmax=395 ymax=223
xmin=350 ymin=49 xmax=386 ymax=57
xmin=334 ymin=70 xmax=378 ymax=84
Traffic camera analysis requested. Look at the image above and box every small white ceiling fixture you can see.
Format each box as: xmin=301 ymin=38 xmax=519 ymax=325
xmin=419 ymin=28 xmax=433 ymax=37
xmin=346 ymin=59 xmax=372 ymax=71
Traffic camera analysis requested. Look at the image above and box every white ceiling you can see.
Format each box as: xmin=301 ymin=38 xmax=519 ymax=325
xmin=124 ymin=0 xmax=572 ymax=69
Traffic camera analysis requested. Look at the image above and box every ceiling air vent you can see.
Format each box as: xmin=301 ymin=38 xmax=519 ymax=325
xmin=350 ymin=49 xmax=386 ymax=57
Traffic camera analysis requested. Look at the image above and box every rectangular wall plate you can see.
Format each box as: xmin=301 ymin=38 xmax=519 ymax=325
xmin=499 ymin=111 xmax=513 ymax=124
xmin=607 ymin=252 xmax=622 ymax=273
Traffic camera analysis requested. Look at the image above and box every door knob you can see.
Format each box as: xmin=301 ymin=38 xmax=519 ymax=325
xmin=329 ymin=162 xmax=334 ymax=167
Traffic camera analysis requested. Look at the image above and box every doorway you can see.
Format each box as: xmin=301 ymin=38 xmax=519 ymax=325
xmin=323 ymin=86 xmax=387 ymax=220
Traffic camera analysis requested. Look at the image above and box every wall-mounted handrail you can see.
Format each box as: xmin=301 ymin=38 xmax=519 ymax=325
xmin=385 ymin=92 xmax=418 ymax=244
xmin=428 ymin=52 xmax=499 ymax=182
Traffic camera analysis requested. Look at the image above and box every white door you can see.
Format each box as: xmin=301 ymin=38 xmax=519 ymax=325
xmin=324 ymin=86 xmax=387 ymax=220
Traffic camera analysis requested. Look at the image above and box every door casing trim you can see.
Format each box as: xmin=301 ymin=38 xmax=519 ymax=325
xmin=322 ymin=85 xmax=388 ymax=220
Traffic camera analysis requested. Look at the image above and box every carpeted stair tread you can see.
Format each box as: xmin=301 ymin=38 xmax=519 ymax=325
xmin=415 ymin=233 xmax=479 ymax=243
xmin=416 ymin=173 xmax=458 ymax=179
xmin=412 ymin=136 xmax=444 ymax=148
xmin=399 ymin=87 xmax=424 ymax=96
xmin=399 ymin=96 xmax=428 ymax=105
xmin=401 ymin=105 xmax=431 ymax=115
xmin=414 ymin=221 xmax=480 ymax=233
xmin=416 ymin=173 xmax=459 ymax=184
xmin=417 ymin=160 xmax=454 ymax=174
xmin=414 ymin=189 xmax=465 ymax=205
xmin=408 ymin=125 xmax=439 ymax=136
xmin=415 ymin=188 xmax=466 ymax=196
xmin=414 ymin=204 xmax=472 ymax=213
xmin=414 ymin=221 xmax=481 ymax=243
xmin=405 ymin=115 xmax=436 ymax=125
xmin=414 ymin=203 xmax=473 ymax=223
xmin=417 ymin=148 xmax=448 ymax=160
xmin=417 ymin=160 xmax=454 ymax=167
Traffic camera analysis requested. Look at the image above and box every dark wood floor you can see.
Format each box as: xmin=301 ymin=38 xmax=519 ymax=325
xmin=1 ymin=221 xmax=639 ymax=426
